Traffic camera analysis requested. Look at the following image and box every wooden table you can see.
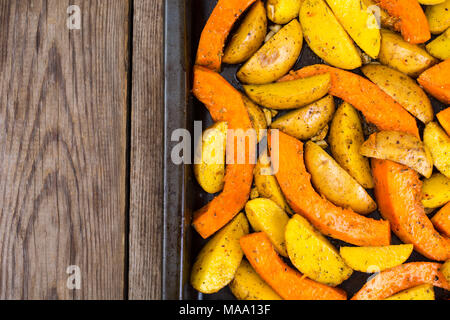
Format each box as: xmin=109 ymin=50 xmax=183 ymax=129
xmin=0 ymin=0 xmax=163 ymax=299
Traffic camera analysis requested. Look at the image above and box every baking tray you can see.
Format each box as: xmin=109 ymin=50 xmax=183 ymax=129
xmin=163 ymin=0 xmax=449 ymax=300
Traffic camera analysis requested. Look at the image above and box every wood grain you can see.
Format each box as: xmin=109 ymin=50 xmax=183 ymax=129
xmin=128 ymin=0 xmax=163 ymax=300
xmin=0 ymin=0 xmax=129 ymax=299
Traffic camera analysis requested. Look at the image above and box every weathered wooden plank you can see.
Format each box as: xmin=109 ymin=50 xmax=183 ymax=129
xmin=0 ymin=0 xmax=129 ymax=299
xmin=128 ymin=0 xmax=163 ymax=300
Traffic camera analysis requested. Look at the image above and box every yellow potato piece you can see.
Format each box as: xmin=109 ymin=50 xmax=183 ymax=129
xmin=223 ymin=1 xmax=267 ymax=64
xmin=360 ymin=131 xmax=434 ymax=178
xmin=229 ymin=260 xmax=282 ymax=300
xmin=426 ymin=0 xmax=450 ymax=34
xmin=193 ymin=121 xmax=227 ymax=194
xmin=422 ymin=173 xmax=450 ymax=208
xmin=304 ymin=141 xmax=377 ymax=214
xmin=245 ymin=198 xmax=290 ymax=257
xmin=190 ymin=213 xmax=249 ymax=294
xmin=299 ymin=0 xmax=362 ymax=69
xmin=441 ymin=260 xmax=450 ymax=282
xmin=285 ymin=214 xmax=353 ymax=286
xmin=254 ymin=152 xmax=292 ymax=214
xmin=340 ymin=244 xmax=414 ymax=273
xmin=266 ymin=0 xmax=302 ymax=24
xmin=426 ymin=28 xmax=450 ymax=60
xmin=329 ymin=102 xmax=374 ymax=189
xmin=424 ymin=122 xmax=450 ymax=178
xmin=419 ymin=0 xmax=445 ymax=4
xmin=237 ymin=19 xmax=303 ymax=84
xmin=379 ymin=29 xmax=438 ymax=77
xmin=325 ymin=0 xmax=381 ymax=58
xmin=385 ymin=284 xmax=435 ymax=300
xmin=270 ymin=95 xmax=335 ymax=140
xmin=362 ymin=64 xmax=433 ymax=124
xmin=243 ymin=96 xmax=267 ymax=143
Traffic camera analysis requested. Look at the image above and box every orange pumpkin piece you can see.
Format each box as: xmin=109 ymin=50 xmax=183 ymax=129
xmin=418 ymin=59 xmax=450 ymax=104
xmin=240 ymin=232 xmax=347 ymax=300
xmin=432 ymin=202 xmax=450 ymax=238
xmin=192 ymin=66 xmax=256 ymax=238
xmin=437 ymin=107 xmax=450 ymax=136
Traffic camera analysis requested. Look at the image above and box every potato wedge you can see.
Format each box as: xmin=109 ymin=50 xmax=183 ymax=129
xmin=243 ymin=74 xmax=330 ymax=110
xmin=379 ymin=29 xmax=438 ymax=77
xmin=325 ymin=0 xmax=381 ymax=58
xmin=245 ymin=198 xmax=290 ymax=256
xmin=426 ymin=28 xmax=450 ymax=60
xmin=194 ymin=121 xmax=227 ymax=194
xmin=299 ymin=0 xmax=362 ymax=69
xmin=361 ymin=64 xmax=433 ymax=123
xmin=223 ymin=1 xmax=267 ymax=64
xmin=426 ymin=0 xmax=450 ymax=34
xmin=305 ymin=141 xmax=377 ymax=214
xmin=329 ymin=102 xmax=374 ymax=189
xmin=424 ymin=122 xmax=450 ymax=178
xmin=422 ymin=173 xmax=450 ymax=208
xmin=229 ymin=260 xmax=282 ymax=300
xmin=190 ymin=213 xmax=249 ymax=294
xmin=419 ymin=0 xmax=445 ymax=4
xmin=442 ymin=260 xmax=450 ymax=282
xmin=285 ymin=214 xmax=353 ymax=286
xmin=385 ymin=284 xmax=435 ymax=300
xmin=360 ymin=131 xmax=434 ymax=178
xmin=243 ymin=96 xmax=267 ymax=142
xmin=254 ymin=152 xmax=292 ymax=214
xmin=270 ymin=95 xmax=334 ymax=141
xmin=237 ymin=19 xmax=303 ymax=84
xmin=266 ymin=0 xmax=302 ymax=24
xmin=340 ymin=244 xmax=414 ymax=273
xmin=311 ymin=124 xmax=329 ymax=142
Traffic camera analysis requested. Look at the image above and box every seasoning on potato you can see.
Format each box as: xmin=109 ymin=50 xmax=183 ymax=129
xmin=270 ymin=95 xmax=335 ymax=140
xmin=329 ymin=102 xmax=374 ymax=189
xmin=385 ymin=284 xmax=435 ymax=300
xmin=304 ymin=141 xmax=377 ymax=214
xmin=421 ymin=173 xmax=450 ymax=208
xmin=423 ymin=122 xmax=450 ymax=178
xmin=378 ymin=29 xmax=438 ymax=77
xmin=266 ymin=0 xmax=302 ymax=24
xmin=194 ymin=121 xmax=227 ymax=194
xmin=361 ymin=64 xmax=433 ymax=123
xmin=426 ymin=28 xmax=450 ymax=60
xmin=190 ymin=213 xmax=249 ymax=294
xmin=237 ymin=19 xmax=303 ymax=84
xmin=223 ymin=1 xmax=267 ymax=65
xmin=360 ymin=131 xmax=434 ymax=178
xmin=426 ymin=0 xmax=450 ymax=34
xmin=285 ymin=214 xmax=353 ymax=286
xmin=299 ymin=0 xmax=362 ymax=69
xmin=243 ymin=95 xmax=267 ymax=142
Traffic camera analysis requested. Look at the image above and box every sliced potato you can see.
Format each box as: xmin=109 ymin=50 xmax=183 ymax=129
xmin=223 ymin=1 xmax=267 ymax=64
xmin=250 ymin=187 xmax=260 ymax=199
xmin=441 ymin=260 xmax=450 ymax=282
xmin=243 ymin=96 xmax=267 ymax=142
xmin=262 ymin=108 xmax=274 ymax=126
xmin=419 ymin=0 xmax=445 ymax=4
xmin=360 ymin=131 xmax=434 ymax=178
xmin=244 ymin=74 xmax=330 ymax=110
xmin=329 ymin=102 xmax=374 ymax=189
xmin=340 ymin=244 xmax=414 ymax=273
xmin=266 ymin=0 xmax=302 ymax=24
xmin=422 ymin=173 xmax=450 ymax=208
xmin=229 ymin=260 xmax=282 ymax=300
xmin=311 ymin=124 xmax=329 ymax=142
xmin=190 ymin=213 xmax=249 ymax=294
xmin=426 ymin=28 xmax=450 ymax=61
xmin=385 ymin=284 xmax=435 ymax=300
xmin=254 ymin=151 xmax=292 ymax=214
xmin=245 ymin=198 xmax=290 ymax=257
xmin=379 ymin=29 xmax=438 ymax=77
xmin=424 ymin=122 xmax=450 ymax=178
xmin=426 ymin=0 xmax=450 ymax=34
xmin=285 ymin=214 xmax=353 ymax=286
xmin=270 ymin=95 xmax=335 ymax=140
xmin=237 ymin=19 xmax=303 ymax=84
xmin=300 ymin=0 xmax=362 ymax=69
xmin=325 ymin=0 xmax=381 ymax=58
xmin=361 ymin=64 xmax=433 ymax=123
xmin=305 ymin=141 xmax=377 ymax=214
xmin=194 ymin=121 xmax=227 ymax=194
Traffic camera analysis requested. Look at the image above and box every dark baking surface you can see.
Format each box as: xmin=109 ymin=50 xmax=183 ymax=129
xmin=163 ymin=0 xmax=449 ymax=300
